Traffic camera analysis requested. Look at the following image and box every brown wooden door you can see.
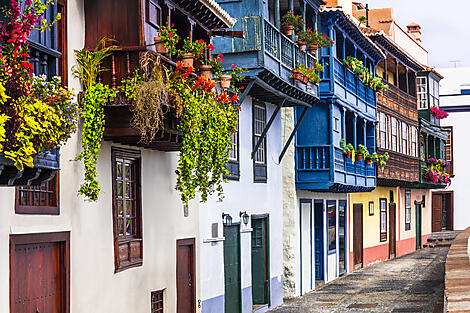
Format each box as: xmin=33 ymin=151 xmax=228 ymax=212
xmin=10 ymin=232 xmax=70 ymax=313
xmin=353 ymin=204 xmax=363 ymax=269
xmin=389 ymin=203 xmax=396 ymax=258
xmin=432 ymin=194 xmax=443 ymax=232
xmin=177 ymin=238 xmax=195 ymax=313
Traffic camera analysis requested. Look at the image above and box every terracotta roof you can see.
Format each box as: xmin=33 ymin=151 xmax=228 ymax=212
xmin=424 ymin=66 xmax=444 ymax=79
xmin=407 ymin=22 xmax=420 ymax=27
xmin=199 ymin=0 xmax=237 ymax=28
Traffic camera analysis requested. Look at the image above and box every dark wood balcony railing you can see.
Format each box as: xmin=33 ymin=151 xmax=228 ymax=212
xmin=97 ymin=46 xmax=182 ymax=151
xmin=376 ymin=149 xmax=419 ymax=186
xmin=377 ymin=83 xmax=418 ymax=121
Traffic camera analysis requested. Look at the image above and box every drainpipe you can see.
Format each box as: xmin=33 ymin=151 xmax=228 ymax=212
xmin=274 ymin=0 xmax=280 ymax=28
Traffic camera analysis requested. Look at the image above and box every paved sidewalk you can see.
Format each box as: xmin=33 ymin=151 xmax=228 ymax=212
xmin=271 ymin=247 xmax=448 ymax=313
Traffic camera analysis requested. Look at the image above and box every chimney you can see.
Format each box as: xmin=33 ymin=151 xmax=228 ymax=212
xmin=407 ymin=22 xmax=422 ymax=42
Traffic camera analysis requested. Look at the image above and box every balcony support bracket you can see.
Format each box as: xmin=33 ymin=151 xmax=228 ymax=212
xmin=238 ymin=79 xmax=255 ymax=105
xmin=279 ymin=106 xmax=309 ymax=163
xmin=251 ymin=98 xmax=286 ymax=159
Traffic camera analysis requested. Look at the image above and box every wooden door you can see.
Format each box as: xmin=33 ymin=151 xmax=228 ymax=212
xmin=432 ymin=193 xmax=443 ymax=232
xmin=314 ymin=202 xmax=324 ymax=281
xmin=388 ymin=203 xmax=396 ymax=258
xmin=177 ymin=239 xmax=195 ymax=313
xmin=251 ymin=217 xmax=268 ymax=305
xmin=416 ymin=204 xmax=422 ymax=249
xmin=10 ymin=232 xmax=70 ymax=313
xmin=224 ymin=225 xmax=241 ymax=313
xmin=353 ymin=204 xmax=363 ymax=269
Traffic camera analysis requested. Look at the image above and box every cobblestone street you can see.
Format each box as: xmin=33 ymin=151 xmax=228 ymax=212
xmin=270 ymin=247 xmax=448 ymax=313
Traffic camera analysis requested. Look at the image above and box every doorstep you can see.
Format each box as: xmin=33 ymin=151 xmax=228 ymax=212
xmin=253 ymin=304 xmax=269 ymax=313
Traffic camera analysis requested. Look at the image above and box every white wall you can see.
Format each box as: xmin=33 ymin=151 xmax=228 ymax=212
xmin=391 ymin=23 xmax=428 ymax=66
xmin=438 ymin=67 xmax=470 ymax=230
xmin=0 ymin=1 xmax=201 ymax=312
xmin=199 ymin=96 xmax=284 ymax=311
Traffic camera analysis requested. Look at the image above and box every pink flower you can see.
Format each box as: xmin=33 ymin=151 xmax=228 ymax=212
xmin=169 ymin=32 xmax=174 ymax=37
xmin=232 ymin=64 xmax=236 ymax=68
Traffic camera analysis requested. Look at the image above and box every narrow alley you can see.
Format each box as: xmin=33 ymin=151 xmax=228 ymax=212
xmin=271 ymin=247 xmax=448 ymax=313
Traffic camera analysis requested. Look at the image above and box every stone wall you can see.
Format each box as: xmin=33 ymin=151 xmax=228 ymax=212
xmin=445 ymin=226 xmax=470 ymax=312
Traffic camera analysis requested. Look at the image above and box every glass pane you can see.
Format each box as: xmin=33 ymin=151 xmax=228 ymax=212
xmin=118 ymin=218 xmax=124 ymax=236
xmin=117 ymin=161 xmax=122 ymax=178
xmin=125 ymin=163 xmax=131 ymax=179
xmin=328 ymin=201 xmax=336 ymax=252
xmin=126 ymin=200 xmax=132 ymax=217
xmin=338 ymin=201 xmax=346 ymax=273
xmin=118 ymin=200 xmax=123 ymax=216
xmin=117 ymin=181 xmax=123 ymax=197
xmin=126 ymin=219 xmax=132 ymax=235
xmin=125 ymin=182 xmax=130 ymax=198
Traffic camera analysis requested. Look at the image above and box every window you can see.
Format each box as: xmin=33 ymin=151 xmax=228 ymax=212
xmin=327 ymin=201 xmax=336 ymax=253
xmin=226 ymin=121 xmax=240 ymax=180
xmin=338 ymin=200 xmax=347 ymax=274
xmin=405 ymin=190 xmax=411 ymax=231
xmin=380 ymin=198 xmax=387 ymax=242
xmin=112 ymin=147 xmax=142 ymax=272
xmin=417 ymin=77 xmax=427 ymax=109
xmin=57 ymin=0 xmax=68 ymax=84
xmin=401 ymin=122 xmax=408 ymax=155
xmin=430 ymin=78 xmax=440 ymax=108
xmin=391 ymin=117 xmax=398 ymax=151
xmin=146 ymin=0 xmax=162 ymax=28
xmin=420 ymin=134 xmax=426 ymax=161
xmin=379 ymin=112 xmax=387 ymax=149
xmin=411 ymin=126 xmax=418 ymax=157
xmin=253 ymin=101 xmax=267 ymax=183
xmin=151 ymin=290 xmax=164 ymax=313
xmin=444 ymin=126 xmax=453 ymax=176
xmin=15 ymin=173 xmax=60 ymax=215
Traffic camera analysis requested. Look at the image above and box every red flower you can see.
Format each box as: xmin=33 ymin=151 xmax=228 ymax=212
xmin=199 ymin=39 xmax=204 ymax=43
xmin=169 ymin=32 xmax=174 ymax=37
xmin=232 ymin=64 xmax=236 ymax=68
xmin=208 ymin=44 xmax=215 ymax=51
xmin=218 ymin=53 xmax=223 ymax=57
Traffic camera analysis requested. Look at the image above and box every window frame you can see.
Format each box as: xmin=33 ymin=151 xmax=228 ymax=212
xmin=401 ymin=122 xmax=408 ymax=155
xmin=146 ymin=0 xmax=163 ymax=29
xmin=405 ymin=189 xmax=411 ymax=231
xmin=411 ymin=126 xmax=418 ymax=157
xmin=15 ymin=172 xmax=60 ymax=215
xmin=252 ymin=101 xmax=267 ymax=183
xmin=391 ymin=117 xmax=398 ymax=152
xmin=379 ymin=112 xmax=387 ymax=149
xmin=417 ymin=76 xmax=428 ymax=109
xmin=443 ymin=126 xmax=454 ymax=176
xmin=380 ymin=198 xmax=387 ymax=242
xmin=327 ymin=200 xmax=337 ymax=254
xmin=111 ymin=147 xmax=143 ymax=272
xmin=226 ymin=120 xmax=240 ymax=180
xmin=151 ymin=289 xmax=165 ymax=313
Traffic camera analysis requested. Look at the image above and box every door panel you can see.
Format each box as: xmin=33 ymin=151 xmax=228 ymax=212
xmin=389 ymin=203 xmax=396 ymax=258
xmin=177 ymin=239 xmax=195 ymax=313
xmin=416 ymin=204 xmax=422 ymax=249
xmin=314 ymin=202 xmax=324 ymax=281
xmin=10 ymin=232 xmax=69 ymax=313
xmin=353 ymin=204 xmax=363 ymax=269
xmin=251 ymin=217 xmax=268 ymax=305
xmin=224 ymin=225 xmax=241 ymax=313
xmin=432 ymin=194 xmax=442 ymax=232
xmin=300 ymin=201 xmax=312 ymax=294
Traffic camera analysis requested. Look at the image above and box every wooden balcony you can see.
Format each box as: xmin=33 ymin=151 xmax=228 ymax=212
xmin=377 ymin=83 xmax=418 ymax=121
xmin=296 ymin=144 xmax=376 ymax=192
xmin=376 ymin=149 xmax=419 ymax=186
xmin=96 ymin=47 xmax=182 ymax=151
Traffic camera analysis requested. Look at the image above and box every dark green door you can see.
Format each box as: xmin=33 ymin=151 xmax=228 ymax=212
xmin=224 ymin=224 xmax=241 ymax=313
xmin=416 ymin=203 xmax=422 ymax=249
xmin=251 ymin=217 xmax=269 ymax=305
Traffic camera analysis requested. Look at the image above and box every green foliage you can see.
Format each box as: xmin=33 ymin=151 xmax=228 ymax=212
xmin=75 ymin=83 xmax=116 ymax=201
xmin=158 ymin=25 xmax=180 ymax=55
xmin=281 ymin=10 xmax=305 ymax=31
xmin=181 ymin=38 xmax=207 ymax=57
xmin=72 ymin=38 xmax=116 ymax=90
xmin=292 ymin=63 xmax=324 ymax=84
xmin=297 ymin=29 xmax=335 ymax=48
xmin=358 ymin=15 xmax=367 ymax=27
xmin=356 ymin=144 xmax=369 ymax=156
xmin=343 ymin=56 xmax=388 ymax=93
xmin=371 ymin=152 xmax=389 ymax=172
xmin=340 ymin=139 xmax=356 ymax=163
xmin=168 ymin=65 xmax=239 ymax=205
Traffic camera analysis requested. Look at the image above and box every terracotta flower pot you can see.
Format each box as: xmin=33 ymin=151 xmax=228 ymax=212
xmin=292 ymin=70 xmax=303 ymax=81
xmin=356 ymin=153 xmax=363 ymax=161
xmin=198 ymin=64 xmax=213 ymax=80
xmin=366 ymin=159 xmax=372 ymax=166
xmin=302 ymin=75 xmax=309 ymax=84
xmin=346 ymin=151 xmax=352 ymax=159
xmin=309 ymin=44 xmax=318 ymax=55
xmin=181 ymin=53 xmax=195 ymax=68
xmin=298 ymin=41 xmax=307 ymax=52
xmin=283 ymin=25 xmax=294 ymax=36
xmin=154 ymin=36 xmax=168 ymax=54
xmin=220 ymin=74 xmax=232 ymax=89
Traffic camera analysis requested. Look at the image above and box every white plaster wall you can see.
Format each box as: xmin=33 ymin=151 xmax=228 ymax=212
xmin=391 ymin=23 xmax=428 ymax=66
xmin=199 ymin=96 xmax=284 ymax=306
xmin=0 ymin=1 xmax=201 ymax=312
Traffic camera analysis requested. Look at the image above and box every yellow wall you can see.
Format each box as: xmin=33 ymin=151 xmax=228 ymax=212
xmin=349 ymin=187 xmax=398 ymax=252
xmin=397 ymin=188 xmax=432 ymax=241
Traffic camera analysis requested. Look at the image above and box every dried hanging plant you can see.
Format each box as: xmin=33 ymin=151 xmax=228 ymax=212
xmin=129 ymin=52 xmax=168 ymax=144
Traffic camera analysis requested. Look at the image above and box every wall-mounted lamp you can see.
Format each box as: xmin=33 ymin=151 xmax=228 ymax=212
xmin=239 ymin=211 xmax=249 ymax=226
xmin=222 ymin=213 xmax=233 ymax=226
xmin=422 ymin=195 xmax=426 ymax=208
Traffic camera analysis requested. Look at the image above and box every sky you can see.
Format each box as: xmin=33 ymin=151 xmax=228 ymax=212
xmin=366 ymin=0 xmax=470 ymax=69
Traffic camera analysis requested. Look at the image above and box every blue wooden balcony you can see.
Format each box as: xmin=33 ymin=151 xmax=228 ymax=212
xmin=320 ymin=58 xmax=377 ymax=118
xmin=296 ymin=144 xmax=376 ymax=192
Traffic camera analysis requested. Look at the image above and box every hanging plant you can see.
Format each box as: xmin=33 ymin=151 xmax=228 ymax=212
xmin=0 ymin=0 xmax=78 ymax=171
xmin=168 ymin=63 xmax=239 ymax=205
xmin=430 ymin=106 xmax=448 ymax=119
xmin=72 ymin=38 xmax=116 ymax=200
xmin=343 ymin=56 xmax=388 ymax=93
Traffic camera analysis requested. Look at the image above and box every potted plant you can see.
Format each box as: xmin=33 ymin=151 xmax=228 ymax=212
xmin=356 ymin=144 xmax=368 ymax=162
xmin=219 ymin=64 xmax=248 ymax=89
xmin=291 ymin=69 xmax=303 ymax=81
xmin=372 ymin=152 xmax=389 ymax=172
xmin=340 ymin=139 xmax=355 ymax=161
xmin=180 ymin=39 xmax=207 ymax=68
xmin=365 ymin=152 xmax=373 ymax=166
xmin=281 ymin=10 xmax=304 ymax=35
xmin=199 ymin=53 xmax=223 ymax=80
xmin=154 ymin=25 xmax=180 ymax=55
